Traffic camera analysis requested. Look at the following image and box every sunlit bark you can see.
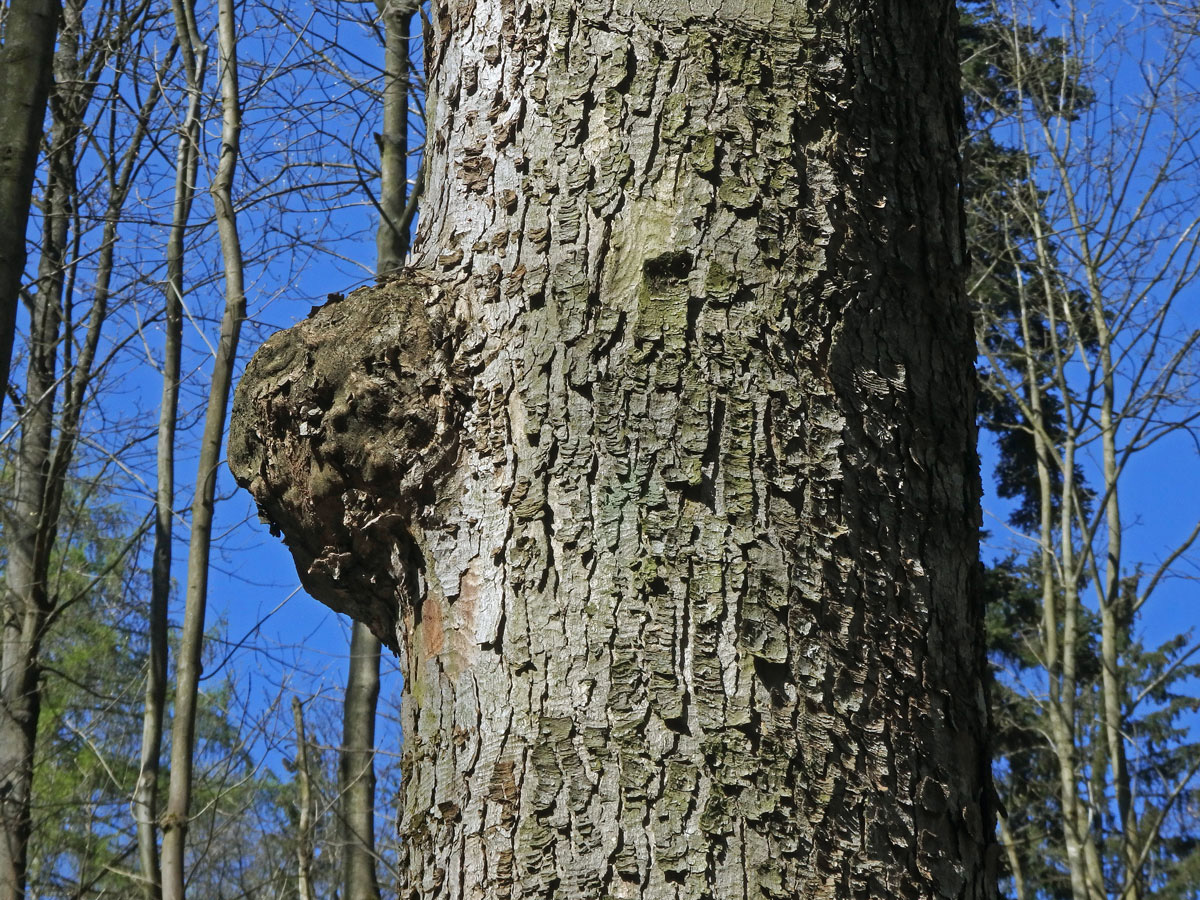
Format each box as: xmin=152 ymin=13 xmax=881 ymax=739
xmin=0 ymin=4 xmax=157 ymax=895
xmin=232 ymin=1 xmax=992 ymax=897
xmin=135 ymin=6 xmax=204 ymax=894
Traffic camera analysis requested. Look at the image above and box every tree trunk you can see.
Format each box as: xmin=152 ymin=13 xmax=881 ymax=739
xmin=374 ymin=0 xmax=414 ymax=274
xmin=340 ymin=624 xmax=383 ymax=900
xmin=291 ymin=698 xmax=318 ymax=900
xmin=230 ymin=1 xmax=993 ymax=897
xmin=0 ymin=3 xmax=157 ymax=894
xmin=0 ymin=0 xmax=58 ymax=412
xmin=0 ymin=87 xmax=70 ymax=900
xmin=136 ymin=26 xmax=204 ymax=900
xmin=161 ymin=0 xmax=245 ymax=893
xmin=0 ymin=5 xmax=80 ymax=895
xmin=336 ymin=8 xmax=416 ymax=898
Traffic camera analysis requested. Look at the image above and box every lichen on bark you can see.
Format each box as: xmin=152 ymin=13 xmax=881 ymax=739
xmin=228 ymin=273 xmax=473 ymax=651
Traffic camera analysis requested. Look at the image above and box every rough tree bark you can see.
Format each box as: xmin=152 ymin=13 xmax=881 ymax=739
xmin=230 ymin=0 xmax=993 ymax=897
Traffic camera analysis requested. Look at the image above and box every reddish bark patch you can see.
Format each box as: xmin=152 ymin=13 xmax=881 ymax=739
xmin=420 ymin=592 xmax=445 ymax=658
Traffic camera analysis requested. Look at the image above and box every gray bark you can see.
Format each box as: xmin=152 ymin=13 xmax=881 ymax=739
xmin=0 ymin=0 xmax=58 ymax=413
xmin=340 ymin=624 xmax=383 ymax=900
xmin=161 ymin=0 xmax=245 ymax=892
xmin=374 ymin=0 xmax=415 ymax=273
xmin=136 ymin=15 xmax=202 ymax=896
xmin=292 ymin=698 xmax=318 ymax=900
xmin=0 ymin=2 xmax=153 ymax=893
xmin=339 ymin=7 xmax=415 ymax=894
xmin=231 ymin=1 xmax=994 ymax=897
xmin=0 ymin=35 xmax=77 ymax=893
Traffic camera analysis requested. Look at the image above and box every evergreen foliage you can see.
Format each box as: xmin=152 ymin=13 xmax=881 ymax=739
xmin=961 ymin=3 xmax=1200 ymax=898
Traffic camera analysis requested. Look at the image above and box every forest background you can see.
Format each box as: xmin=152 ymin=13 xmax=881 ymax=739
xmin=0 ymin=0 xmax=1197 ymax=898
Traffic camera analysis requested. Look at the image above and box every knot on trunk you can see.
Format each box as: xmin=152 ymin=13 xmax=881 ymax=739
xmin=228 ymin=271 xmax=471 ymax=651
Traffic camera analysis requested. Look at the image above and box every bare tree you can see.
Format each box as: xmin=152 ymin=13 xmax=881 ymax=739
xmin=291 ymin=697 xmax=317 ymax=900
xmin=134 ymin=3 xmax=204 ymax=896
xmin=338 ymin=624 xmax=381 ymax=900
xmin=374 ymin=0 xmax=416 ymax=276
xmin=0 ymin=1 xmax=161 ymax=894
xmin=337 ymin=6 xmax=417 ymax=899
xmin=160 ymin=0 xmax=247 ymax=893
xmin=969 ymin=3 xmax=1200 ymax=898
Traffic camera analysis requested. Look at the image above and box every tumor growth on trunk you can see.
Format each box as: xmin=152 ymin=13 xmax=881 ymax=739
xmin=229 ymin=274 xmax=474 ymax=650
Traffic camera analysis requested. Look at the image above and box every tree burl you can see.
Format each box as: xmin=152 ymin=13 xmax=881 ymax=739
xmin=228 ymin=273 xmax=473 ymax=650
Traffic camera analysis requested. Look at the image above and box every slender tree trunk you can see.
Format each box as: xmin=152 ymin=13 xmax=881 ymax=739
xmin=1086 ymin=264 xmax=1140 ymax=900
xmin=0 ymin=3 xmax=156 ymax=892
xmin=340 ymin=624 xmax=382 ymax=900
xmin=0 ymin=6 xmax=80 ymax=894
xmin=232 ymin=1 xmax=993 ymax=897
xmin=1058 ymin=398 xmax=1105 ymax=900
xmin=1025 ymin=180 xmax=1105 ymax=900
xmin=291 ymin=698 xmax=317 ymax=900
xmin=135 ymin=16 xmax=204 ymax=897
xmin=161 ymin=0 xmax=245 ymax=894
xmin=337 ymin=9 xmax=415 ymax=899
xmin=0 ymin=0 xmax=58 ymax=412
xmin=1012 ymin=257 xmax=1093 ymax=900
xmin=374 ymin=0 xmax=414 ymax=273
xmin=996 ymin=816 xmax=1026 ymax=900
xmin=0 ymin=102 xmax=64 ymax=900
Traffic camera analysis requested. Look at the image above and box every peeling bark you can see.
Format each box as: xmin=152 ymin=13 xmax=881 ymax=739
xmin=231 ymin=1 xmax=992 ymax=897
